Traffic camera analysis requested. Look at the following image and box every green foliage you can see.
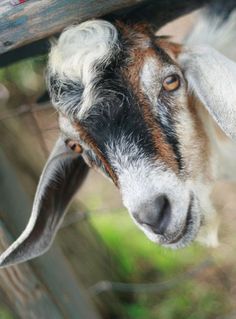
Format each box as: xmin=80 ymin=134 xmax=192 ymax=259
xmin=124 ymin=304 xmax=150 ymax=319
xmin=0 ymin=56 xmax=46 ymax=97
xmin=0 ymin=306 xmax=14 ymax=319
xmin=90 ymin=211 xmax=231 ymax=319
xmin=91 ymin=210 xmax=205 ymax=278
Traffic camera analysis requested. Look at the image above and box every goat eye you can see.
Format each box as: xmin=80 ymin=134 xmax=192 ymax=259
xmin=67 ymin=140 xmax=83 ymax=154
xmin=162 ymin=74 xmax=180 ymax=92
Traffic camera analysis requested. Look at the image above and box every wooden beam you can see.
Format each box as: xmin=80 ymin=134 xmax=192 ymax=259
xmin=0 ymin=220 xmax=65 ymax=319
xmin=0 ymin=0 xmax=146 ymax=56
xmin=1 ymin=0 xmax=233 ymax=67
xmin=0 ymin=0 xmax=212 ymax=67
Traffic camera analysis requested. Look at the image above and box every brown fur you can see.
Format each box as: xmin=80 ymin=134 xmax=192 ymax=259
xmin=186 ymin=94 xmax=212 ymax=180
xmin=74 ymin=122 xmax=119 ymax=186
xmin=118 ymin=23 xmax=180 ymax=171
xmin=156 ymin=39 xmax=182 ymax=59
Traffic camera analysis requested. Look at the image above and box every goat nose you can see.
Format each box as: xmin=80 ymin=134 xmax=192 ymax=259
xmin=134 ymin=195 xmax=171 ymax=235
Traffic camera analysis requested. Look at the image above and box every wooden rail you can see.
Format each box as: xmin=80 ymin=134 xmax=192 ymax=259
xmin=0 ymin=0 xmax=208 ymax=67
xmin=0 ymin=0 xmax=146 ymax=55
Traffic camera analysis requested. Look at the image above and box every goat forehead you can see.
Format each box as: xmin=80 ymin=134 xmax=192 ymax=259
xmin=48 ymin=19 xmax=173 ymax=120
xmin=48 ymin=20 xmax=120 ymax=119
xmin=50 ymin=19 xmax=184 ymax=172
xmin=49 ymin=20 xmax=119 ymax=83
xmin=79 ymin=84 xmax=157 ymax=159
xmin=78 ymin=85 xmax=182 ymax=173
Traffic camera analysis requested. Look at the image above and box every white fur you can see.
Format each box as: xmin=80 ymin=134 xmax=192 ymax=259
xmin=59 ymin=115 xmax=81 ymax=141
xmin=180 ymin=9 xmax=236 ymax=175
xmin=140 ymin=57 xmax=160 ymax=106
xmin=181 ymin=10 xmax=236 ymax=140
xmin=178 ymin=9 xmax=236 ymax=246
xmin=106 ymin=136 xmax=201 ymax=248
xmin=49 ymin=20 xmax=119 ymax=119
xmin=179 ymin=46 xmax=236 ymax=140
xmin=185 ymin=10 xmax=236 ymax=60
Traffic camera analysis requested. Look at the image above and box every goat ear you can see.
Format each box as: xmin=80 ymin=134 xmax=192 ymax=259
xmin=0 ymin=137 xmax=89 ymax=268
xmin=179 ymin=46 xmax=236 ymax=140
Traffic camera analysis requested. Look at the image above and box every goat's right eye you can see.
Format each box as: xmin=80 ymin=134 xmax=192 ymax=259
xmin=162 ymin=74 xmax=180 ymax=92
xmin=67 ymin=140 xmax=83 ymax=154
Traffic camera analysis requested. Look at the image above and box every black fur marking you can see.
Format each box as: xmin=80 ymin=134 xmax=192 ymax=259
xmin=47 ymin=71 xmax=84 ymax=117
xmin=152 ymin=41 xmax=184 ymax=171
xmin=80 ymin=71 xmax=157 ymax=167
xmin=84 ymin=149 xmax=112 ymax=178
xmin=75 ymin=34 xmax=155 ymax=163
xmin=156 ymin=95 xmax=183 ymax=171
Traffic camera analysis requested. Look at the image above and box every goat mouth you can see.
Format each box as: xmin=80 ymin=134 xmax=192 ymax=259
xmin=169 ymin=202 xmax=193 ymax=244
xmin=162 ymin=196 xmax=199 ymax=248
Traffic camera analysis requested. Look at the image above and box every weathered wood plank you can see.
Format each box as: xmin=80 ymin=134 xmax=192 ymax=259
xmin=1 ymin=0 xmax=231 ymax=66
xmin=0 ymin=0 xmax=145 ymax=55
xmin=0 ymin=0 xmax=211 ymax=67
xmin=58 ymin=217 xmax=127 ymax=318
xmin=0 ymin=220 xmax=64 ymax=319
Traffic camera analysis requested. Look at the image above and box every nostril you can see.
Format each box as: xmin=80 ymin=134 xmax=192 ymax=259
xmin=132 ymin=195 xmax=172 ymax=235
xmin=153 ymin=195 xmax=171 ymax=235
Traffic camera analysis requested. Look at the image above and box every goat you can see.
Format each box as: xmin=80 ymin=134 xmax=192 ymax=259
xmin=1 ymin=4 xmax=236 ymax=268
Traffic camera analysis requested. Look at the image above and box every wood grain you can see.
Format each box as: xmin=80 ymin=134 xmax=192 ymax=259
xmin=0 ymin=221 xmax=64 ymax=319
xmin=0 ymin=0 xmax=211 ymax=66
xmin=0 ymin=0 xmax=145 ymax=55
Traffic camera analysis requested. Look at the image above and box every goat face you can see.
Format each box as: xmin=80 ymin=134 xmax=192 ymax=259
xmin=5 ymin=17 xmax=236 ymax=268
xmin=47 ymin=20 xmax=211 ymax=249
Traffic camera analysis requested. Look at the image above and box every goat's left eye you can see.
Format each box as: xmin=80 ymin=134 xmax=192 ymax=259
xmin=162 ymin=74 xmax=180 ymax=92
xmin=67 ymin=140 xmax=83 ymax=154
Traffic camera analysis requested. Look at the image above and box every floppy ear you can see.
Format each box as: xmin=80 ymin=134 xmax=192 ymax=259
xmin=0 ymin=137 xmax=89 ymax=268
xmin=179 ymin=46 xmax=236 ymax=140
